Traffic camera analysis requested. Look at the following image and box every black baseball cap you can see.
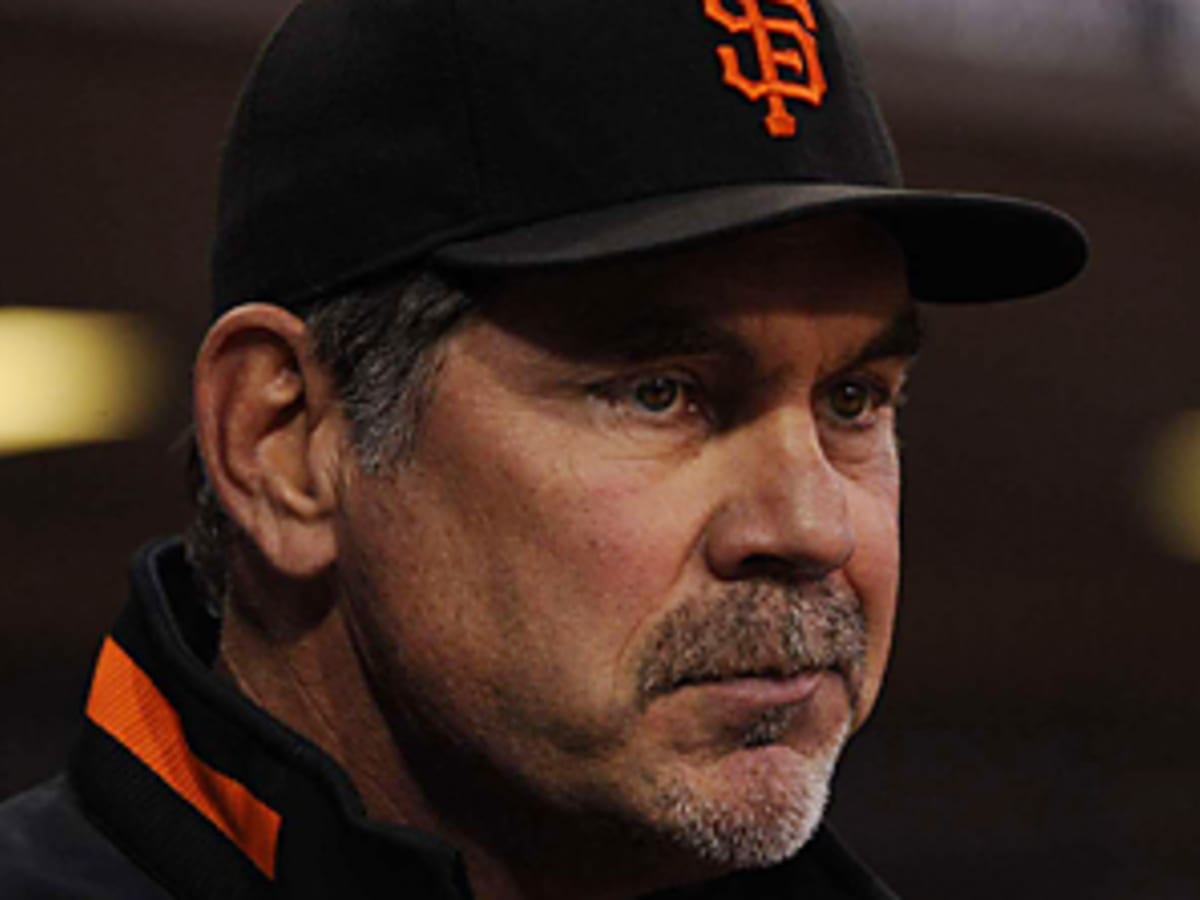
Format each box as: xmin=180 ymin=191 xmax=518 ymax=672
xmin=211 ymin=0 xmax=1088 ymax=315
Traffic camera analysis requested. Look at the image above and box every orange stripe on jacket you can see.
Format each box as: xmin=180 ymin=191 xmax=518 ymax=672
xmin=85 ymin=636 xmax=281 ymax=879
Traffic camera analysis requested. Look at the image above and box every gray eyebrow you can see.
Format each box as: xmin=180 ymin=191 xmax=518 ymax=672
xmin=849 ymin=306 xmax=924 ymax=369
xmin=599 ymin=305 xmax=923 ymax=368
xmin=582 ymin=312 xmax=755 ymax=367
xmin=539 ymin=300 xmax=922 ymax=376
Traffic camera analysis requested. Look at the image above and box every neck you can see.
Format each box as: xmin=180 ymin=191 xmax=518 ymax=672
xmin=218 ymin=601 xmax=422 ymax=827
xmin=218 ymin=584 xmax=706 ymax=900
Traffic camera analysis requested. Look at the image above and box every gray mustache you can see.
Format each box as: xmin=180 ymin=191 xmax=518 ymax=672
xmin=636 ymin=580 xmax=867 ymax=709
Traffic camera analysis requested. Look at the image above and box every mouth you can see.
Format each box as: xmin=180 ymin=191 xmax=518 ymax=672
xmin=634 ymin=579 xmax=868 ymax=714
xmin=670 ymin=667 xmax=830 ymax=707
xmin=671 ymin=662 xmax=831 ymax=690
xmin=664 ymin=652 xmax=853 ymax=695
xmin=637 ymin=651 xmax=861 ymax=720
xmin=663 ymin=668 xmax=847 ymax=752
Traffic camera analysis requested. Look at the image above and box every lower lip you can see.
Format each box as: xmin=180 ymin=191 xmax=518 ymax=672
xmin=684 ymin=670 xmax=827 ymax=709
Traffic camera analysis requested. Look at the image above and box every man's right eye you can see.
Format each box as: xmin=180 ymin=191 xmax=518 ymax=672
xmin=589 ymin=371 xmax=710 ymax=428
xmin=630 ymin=376 xmax=686 ymax=414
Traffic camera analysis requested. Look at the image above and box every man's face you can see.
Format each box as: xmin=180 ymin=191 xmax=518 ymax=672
xmin=333 ymin=217 xmax=915 ymax=878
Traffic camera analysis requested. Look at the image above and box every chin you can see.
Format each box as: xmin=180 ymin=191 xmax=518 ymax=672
xmin=639 ymin=720 xmax=849 ymax=872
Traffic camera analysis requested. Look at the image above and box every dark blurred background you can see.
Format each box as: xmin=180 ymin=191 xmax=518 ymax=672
xmin=2 ymin=1 xmax=1198 ymax=897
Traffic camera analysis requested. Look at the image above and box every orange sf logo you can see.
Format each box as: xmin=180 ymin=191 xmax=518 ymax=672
xmin=703 ymin=0 xmax=828 ymax=138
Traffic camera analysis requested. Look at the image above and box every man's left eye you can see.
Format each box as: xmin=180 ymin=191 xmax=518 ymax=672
xmin=824 ymin=378 xmax=888 ymax=425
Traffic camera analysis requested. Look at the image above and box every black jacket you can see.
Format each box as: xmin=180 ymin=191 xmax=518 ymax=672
xmin=0 ymin=539 xmax=898 ymax=899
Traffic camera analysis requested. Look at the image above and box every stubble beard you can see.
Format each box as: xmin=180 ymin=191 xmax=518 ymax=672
xmin=632 ymin=580 xmax=865 ymax=870
xmin=646 ymin=716 xmax=849 ymax=869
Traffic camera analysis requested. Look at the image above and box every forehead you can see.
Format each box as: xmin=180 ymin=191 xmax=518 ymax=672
xmin=474 ymin=215 xmax=910 ymax=344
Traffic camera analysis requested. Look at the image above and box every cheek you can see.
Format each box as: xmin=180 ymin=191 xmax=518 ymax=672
xmin=511 ymin=465 xmax=703 ymax=668
xmin=461 ymin=461 xmax=712 ymax=753
xmin=412 ymin=412 xmax=709 ymax=710
xmin=426 ymin=366 xmax=706 ymax=651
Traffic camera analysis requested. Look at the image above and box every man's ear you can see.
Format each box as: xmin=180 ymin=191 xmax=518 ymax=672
xmin=193 ymin=303 xmax=344 ymax=579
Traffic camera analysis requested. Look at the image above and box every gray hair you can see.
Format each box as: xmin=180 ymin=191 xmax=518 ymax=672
xmin=184 ymin=269 xmax=477 ymax=610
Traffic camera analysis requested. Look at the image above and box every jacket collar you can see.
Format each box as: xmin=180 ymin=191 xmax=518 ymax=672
xmin=69 ymin=538 xmax=896 ymax=900
xmin=70 ymin=538 xmax=472 ymax=900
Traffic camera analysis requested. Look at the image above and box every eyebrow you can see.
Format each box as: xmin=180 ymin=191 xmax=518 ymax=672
xmin=848 ymin=305 xmax=924 ymax=369
xmin=567 ymin=310 xmax=755 ymax=368
xmin=579 ymin=304 xmax=923 ymax=372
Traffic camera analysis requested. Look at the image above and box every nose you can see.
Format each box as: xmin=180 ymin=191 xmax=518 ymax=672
xmin=704 ymin=409 xmax=855 ymax=582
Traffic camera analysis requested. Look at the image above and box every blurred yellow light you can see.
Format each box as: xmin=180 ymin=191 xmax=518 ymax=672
xmin=0 ymin=308 xmax=165 ymax=457
xmin=1142 ymin=411 xmax=1200 ymax=564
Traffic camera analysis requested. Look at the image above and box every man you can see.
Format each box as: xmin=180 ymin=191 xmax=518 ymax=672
xmin=0 ymin=0 xmax=1087 ymax=898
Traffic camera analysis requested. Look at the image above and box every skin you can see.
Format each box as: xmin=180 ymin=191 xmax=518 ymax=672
xmin=196 ymin=215 xmax=918 ymax=900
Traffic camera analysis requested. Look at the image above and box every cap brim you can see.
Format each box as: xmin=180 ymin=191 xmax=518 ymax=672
xmin=435 ymin=183 xmax=1088 ymax=303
